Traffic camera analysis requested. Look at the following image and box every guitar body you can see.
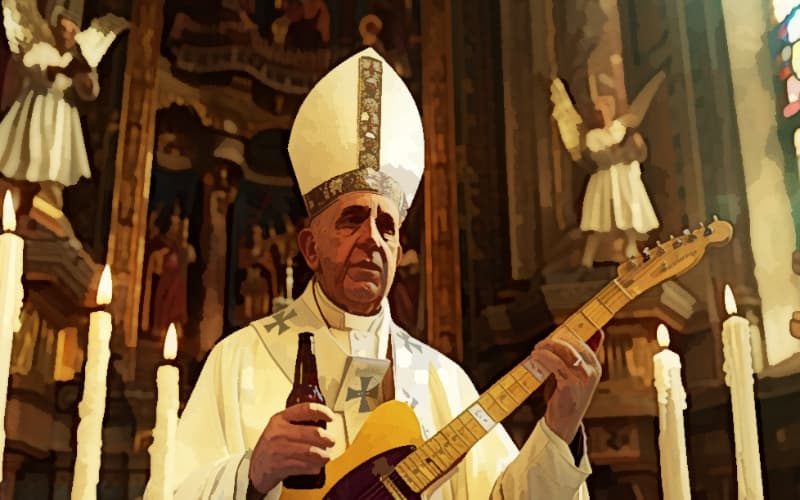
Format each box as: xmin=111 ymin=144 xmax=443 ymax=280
xmin=279 ymin=400 xmax=425 ymax=500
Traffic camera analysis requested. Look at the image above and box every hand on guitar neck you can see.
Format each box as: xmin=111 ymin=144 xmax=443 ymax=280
xmin=248 ymin=403 xmax=337 ymax=496
xmin=531 ymin=331 xmax=604 ymax=444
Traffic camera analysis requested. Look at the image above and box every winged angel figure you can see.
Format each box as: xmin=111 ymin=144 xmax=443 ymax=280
xmin=0 ymin=0 xmax=128 ymax=210
xmin=550 ymin=61 xmax=666 ymax=269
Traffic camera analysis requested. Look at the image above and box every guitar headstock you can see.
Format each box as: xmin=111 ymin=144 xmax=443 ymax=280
xmin=616 ymin=217 xmax=734 ymax=296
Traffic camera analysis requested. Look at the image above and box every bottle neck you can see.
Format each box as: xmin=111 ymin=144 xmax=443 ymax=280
xmin=294 ymin=339 xmax=319 ymax=385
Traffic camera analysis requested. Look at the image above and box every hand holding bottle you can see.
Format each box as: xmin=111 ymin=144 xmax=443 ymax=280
xmin=248 ymin=403 xmax=337 ymax=495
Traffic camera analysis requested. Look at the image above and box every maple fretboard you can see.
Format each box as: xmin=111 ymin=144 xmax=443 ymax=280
xmin=394 ymin=279 xmax=634 ymax=493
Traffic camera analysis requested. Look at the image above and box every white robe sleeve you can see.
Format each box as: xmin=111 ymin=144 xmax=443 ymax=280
xmin=429 ymin=360 xmax=591 ymax=499
xmin=164 ymin=340 xmax=281 ymax=500
xmin=489 ymin=420 xmax=592 ymax=500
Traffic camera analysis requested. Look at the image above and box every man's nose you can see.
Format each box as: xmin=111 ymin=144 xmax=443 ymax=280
xmin=356 ymin=218 xmax=382 ymax=248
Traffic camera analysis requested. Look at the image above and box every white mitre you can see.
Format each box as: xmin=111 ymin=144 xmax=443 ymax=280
xmin=288 ymin=48 xmax=424 ymax=220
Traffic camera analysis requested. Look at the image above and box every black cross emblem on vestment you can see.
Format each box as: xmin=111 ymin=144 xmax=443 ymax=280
xmin=401 ymin=389 xmax=419 ymax=409
xmin=398 ymin=333 xmax=423 ymax=354
xmin=346 ymin=376 xmax=379 ymax=413
xmin=264 ymin=309 xmax=297 ymax=335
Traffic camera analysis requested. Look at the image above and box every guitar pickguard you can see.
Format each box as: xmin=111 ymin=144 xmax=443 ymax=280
xmin=324 ymin=446 xmax=420 ymax=500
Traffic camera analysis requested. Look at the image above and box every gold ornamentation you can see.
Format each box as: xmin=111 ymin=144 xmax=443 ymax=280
xmin=303 ymin=55 xmax=409 ymax=218
xmin=304 ymin=169 xmax=408 ymax=219
xmin=358 ymin=56 xmax=383 ymax=172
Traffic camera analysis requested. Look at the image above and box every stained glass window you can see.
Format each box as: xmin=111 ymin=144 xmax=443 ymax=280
xmin=774 ymin=1 xmax=800 ymax=24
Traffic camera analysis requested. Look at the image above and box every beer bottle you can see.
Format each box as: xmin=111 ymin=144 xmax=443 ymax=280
xmin=284 ymin=332 xmax=327 ymax=489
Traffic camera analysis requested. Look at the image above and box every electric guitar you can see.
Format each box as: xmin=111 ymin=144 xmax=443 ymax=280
xmin=280 ymin=219 xmax=734 ymax=500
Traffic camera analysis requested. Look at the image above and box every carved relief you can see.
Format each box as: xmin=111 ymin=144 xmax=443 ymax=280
xmin=420 ymin=0 xmax=462 ymax=360
xmin=106 ymin=0 xmax=165 ymax=357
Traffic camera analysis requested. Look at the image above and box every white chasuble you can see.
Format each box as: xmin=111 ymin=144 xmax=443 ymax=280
xmin=168 ymin=283 xmax=592 ymax=500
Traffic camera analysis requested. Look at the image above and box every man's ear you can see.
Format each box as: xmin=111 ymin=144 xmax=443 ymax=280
xmin=298 ymin=228 xmax=319 ymax=272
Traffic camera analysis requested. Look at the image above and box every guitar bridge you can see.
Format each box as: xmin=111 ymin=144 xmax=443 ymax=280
xmin=379 ymin=473 xmax=408 ymax=500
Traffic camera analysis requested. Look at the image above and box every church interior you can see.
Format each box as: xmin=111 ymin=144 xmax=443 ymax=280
xmin=0 ymin=0 xmax=800 ymax=498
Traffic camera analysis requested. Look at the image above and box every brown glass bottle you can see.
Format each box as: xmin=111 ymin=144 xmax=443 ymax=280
xmin=283 ymin=332 xmax=327 ymax=490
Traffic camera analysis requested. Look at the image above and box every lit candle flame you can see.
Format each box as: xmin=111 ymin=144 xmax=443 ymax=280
xmin=724 ymin=284 xmax=738 ymax=316
xmin=657 ymin=323 xmax=670 ymax=348
xmin=2 ymin=191 xmax=16 ymax=232
xmin=164 ymin=323 xmax=177 ymax=360
xmin=97 ymin=265 xmax=113 ymax=305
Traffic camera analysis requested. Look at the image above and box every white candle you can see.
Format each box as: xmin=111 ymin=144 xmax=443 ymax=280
xmin=0 ymin=191 xmax=24 ymax=482
xmin=653 ymin=324 xmax=691 ymax=500
xmin=72 ymin=265 xmax=113 ymax=500
xmin=722 ymin=285 xmax=764 ymax=500
xmin=146 ymin=323 xmax=179 ymax=500
xmin=286 ymin=256 xmax=294 ymax=300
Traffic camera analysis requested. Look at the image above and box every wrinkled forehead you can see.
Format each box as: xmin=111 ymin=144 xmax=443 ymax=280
xmin=314 ymin=192 xmax=402 ymax=225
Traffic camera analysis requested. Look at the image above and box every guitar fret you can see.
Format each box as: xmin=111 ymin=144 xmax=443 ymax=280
xmin=426 ymin=435 xmax=449 ymax=465
xmin=459 ymin=414 xmax=483 ymax=441
xmin=409 ymin=453 xmax=436 ymax=482
xmin=612 ymin=278 xmax=634 ymax=299
xmin=398 ymin=465 xmax=425 ymax=492
xmin=432 ymin=433 xmax=458 ymax=463
xmin=421 ymin=446 xmax=447 ymax=474
xmin=442 ymin=426 xmax=470 ymax=455
xmin=580 ymin=309 xmax=603 ymax=332
xmin=596 ymin=295 xmax=615 ymax=314
xmin=440 ymin=426 xmax=468 ymax=456
xmin=562 ymin=322 xmax=583 ymax=339
xmin=515 ymin=366 xmax=539 ymax=391
xmin=498 ymin=376 xmax=524 ymax=404
xmin=486 ymin=388 xmax=512 ymax=414
xmin=479 ymin=394 xmax=507 ymax=420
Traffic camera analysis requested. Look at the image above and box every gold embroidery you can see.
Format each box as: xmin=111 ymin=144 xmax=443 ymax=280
xmin=303 ymin=55 xmax=410 ymax=219
xmin=304 ymin=169 xmax=408 ymax=219
xmin=358 ymin=56 xmax=382 ymax=171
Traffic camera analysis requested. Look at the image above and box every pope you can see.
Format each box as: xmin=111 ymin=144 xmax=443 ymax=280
xmin=164 ymin=48 xmax=602 ymax=500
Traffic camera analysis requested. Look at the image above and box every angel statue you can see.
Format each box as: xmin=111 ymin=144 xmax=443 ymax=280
xmin=551 ymin=56 xmax=665 ymax=269
xmin=0 ymin=0 xmax=128 ymax=221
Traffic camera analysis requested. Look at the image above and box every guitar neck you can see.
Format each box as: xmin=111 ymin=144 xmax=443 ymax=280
xmin=394 ymin=279 xmax=635 ymax=493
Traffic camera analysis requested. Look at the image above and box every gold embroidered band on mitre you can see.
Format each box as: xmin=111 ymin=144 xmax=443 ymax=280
xmin=303 ymin=55 xmax=408 ymax=219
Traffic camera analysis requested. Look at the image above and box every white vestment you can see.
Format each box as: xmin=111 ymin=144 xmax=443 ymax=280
xmin=166 ymin=282 xmax=592 ymax=499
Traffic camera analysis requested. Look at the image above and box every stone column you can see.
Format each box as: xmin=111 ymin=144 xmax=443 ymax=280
xmin=720 ymin=0 xmax=800 ymax=365
xmin=106 ymin=0 xmax=165 ymax=380
xmin=420 ymin=0 xmax=463 ymax=361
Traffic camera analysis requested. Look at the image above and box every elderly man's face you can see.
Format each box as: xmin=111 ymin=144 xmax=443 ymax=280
xmin=299 ymin=192 xmax=402 ymax=315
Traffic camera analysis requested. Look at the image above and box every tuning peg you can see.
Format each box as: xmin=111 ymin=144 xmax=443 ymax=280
xmin=672 ymin=238 xmax=683 ymax=249
xmin=683 ymin=229 xmax=691 ymax=235
xmin=683 ymin=228 xmax=696 ymax=242
xmin=642 ymin=247 xmax=651 ymax=261
xmin=712 ymin=214 xmax=719 ymax=222
xmin=704 ymin=223 xmax=713 ymax=236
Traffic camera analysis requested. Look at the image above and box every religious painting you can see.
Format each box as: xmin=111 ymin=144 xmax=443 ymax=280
xmin=142 ymin=0 xmax=424 ymax=356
